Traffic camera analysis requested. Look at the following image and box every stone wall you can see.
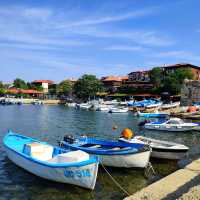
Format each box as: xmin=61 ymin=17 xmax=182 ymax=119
xmin=181 ymin=79 xmax=200 ymax=106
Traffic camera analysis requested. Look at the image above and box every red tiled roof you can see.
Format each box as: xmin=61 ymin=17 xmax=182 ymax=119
xmin=7 ymin=88 xmax=43 ymax=94
xmin=102 ymin=76 xmax=128 ymax=82
xmin=7 ymin=88 xmax=18 ymax=94
xmin=128 ymin=70 xmax=150 ymax=75
xmin=32 ymin=80 xmax=54 ymax=84
xmin=20 ymin=89 xmax=43 ymax=94
xmin=120 ymin=76 xmax=129 ymax=80
xmin=162 ymin=63 xmax=200 ymax=69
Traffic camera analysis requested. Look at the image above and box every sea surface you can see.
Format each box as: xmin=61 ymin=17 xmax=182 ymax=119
xmin=0 ymin=105 xmax=200 ymax=200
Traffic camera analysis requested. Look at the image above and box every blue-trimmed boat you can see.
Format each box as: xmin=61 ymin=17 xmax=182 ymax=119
xmin=137 ymin=111 xmax=169 ymax=118
xmin=60 ymin=136 xmax=151 ymax=168
xmin=3 ymin=131 xmax=99 ymax=190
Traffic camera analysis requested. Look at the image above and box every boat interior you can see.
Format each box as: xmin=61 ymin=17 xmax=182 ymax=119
xmin=23 ymin=142 xmax=90 ymax=163
xmin=81 ymin=143 xmax=127 ymax=151
xmin=5 ymin=134 xmax=90 ymax=163
xmin=71 ymin=138 xmax=145 ymax=152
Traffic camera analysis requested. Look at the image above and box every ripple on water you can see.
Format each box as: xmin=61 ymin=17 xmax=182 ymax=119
xmin=0 ymin=105 xmax=199 ymax=200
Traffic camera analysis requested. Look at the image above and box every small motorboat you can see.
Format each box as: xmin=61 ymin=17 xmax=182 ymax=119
xmin=119 ymin=136 xmax=189 ymax=160
xmin=65 ymin=102 xmax=77 ymax=107
xmin=60 ymin=135 xmax=151 ymax=168
xmin=128 ymin=99 xmax=154 ymax=107
xmin=119 ymin=101 xmax=128 ymax=106
xmin=77 ymin=103 xmax=91 ymax=110
xmin=144 ymin=118 xmax=199 ymax=132
xmin=32 ymin=100 xmax=43 ymax=105
xmin=137 ymin=111 xmax=168 ymax=118
xmin=96 ymin=104 xmax=111 ymax=112
xmin=145 ymin=102 xmax=162 ymax=109
xmin=109 ymin=107 xmax=129 ymax=113
xmin=161 ymin=102 xmax=180 ymax=109
xmin=103 ymin=100 xmax=119 ymax=106
xmin=3 ymin=131 xmax=99 ymax=190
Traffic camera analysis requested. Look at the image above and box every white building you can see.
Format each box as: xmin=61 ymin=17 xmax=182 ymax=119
xmin=32 ymin=80 xmax=54 ymax=93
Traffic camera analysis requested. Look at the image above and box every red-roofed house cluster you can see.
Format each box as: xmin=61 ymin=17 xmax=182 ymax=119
xmin=101 ymin=63 xmax=200 ymax=92
xmin=32 ymin=80 xmax=54 ymax=93
xmin=7 ymin=88 xmax=43 ymax=97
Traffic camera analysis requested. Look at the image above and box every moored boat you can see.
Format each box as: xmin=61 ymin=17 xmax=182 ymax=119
xmin=161 ymin=102 xmax=180 ymax=109
xmin=109 ymin=107 xmax=129 ymax=113
xmin=77 ymin=103 xmax=92 ymax=110
xmin=119 ymin=136 xmax=189 ymax=160
xmin=144 ymin=118 xmax=199 ymax=132
xmin=137 ymin=111 xmax=168 ymax=118
xmin=3 ymin=131 xmax=99 ymax=190
xmin=65 ymin=102 xmax=77 ymax=107
xmin=60 ymin=136 xmax=151 ymax=168
xmin=145 ymin=102 xmax=162 ymax=108
xmin=96 ymin=104 xmax=111 ymax=112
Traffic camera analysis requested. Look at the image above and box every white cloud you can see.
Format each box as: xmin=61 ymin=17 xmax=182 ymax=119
xmin=105 ymin=45 xmax=146 ymax=52
xmin=154 ymin=50 xmax=200 ymax=61
xmin=23 ymin=7 xmax=53 ymax=20
xmin=56 ymin=7 xmax=157 ymax=29
xmin=66 ymin=25 xmax=174 ymax=47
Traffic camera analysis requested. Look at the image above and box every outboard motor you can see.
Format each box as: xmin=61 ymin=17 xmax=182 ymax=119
xmin=138 ymin=120 xmax=149 ymax=127
xmin=63 ymin=134 xmax=75 ymax=144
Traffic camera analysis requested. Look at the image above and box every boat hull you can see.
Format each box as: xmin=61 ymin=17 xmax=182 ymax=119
xmin=151 ymin=148 xmax=188 ymax=160
xmin=138 ymin=113 xmax=168 ymax=118
xmin=119 ymin=137 xmax=188 ymax=160
xmin=144 ymin=125 xmax=195 ymax=132
xmin=4 ymin=146 xmax=98 ymax=190
xmin=98 ymin=150 xmax=150 ymax=168
xmin=109 ymin=109 xmax=128 ymax=113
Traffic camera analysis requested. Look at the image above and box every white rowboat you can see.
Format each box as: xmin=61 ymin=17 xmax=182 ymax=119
xmin=3 ymin=131 xmax=99 ymax=190
xmin=119 ymin=136 xmax=189 ymax=160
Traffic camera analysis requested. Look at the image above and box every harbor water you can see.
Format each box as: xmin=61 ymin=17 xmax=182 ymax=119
xmin=1 ymin=105 xmax=200 ymax=200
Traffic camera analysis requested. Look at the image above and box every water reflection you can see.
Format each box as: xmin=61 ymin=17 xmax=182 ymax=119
xmin=0 ymin=105 xmax=199 ymax=199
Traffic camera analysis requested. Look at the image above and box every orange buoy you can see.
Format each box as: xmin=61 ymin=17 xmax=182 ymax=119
xmin=187 ymin=106 xmax=197 ymax=113
xmin=121 ymin=128 xmax=133 ymax=140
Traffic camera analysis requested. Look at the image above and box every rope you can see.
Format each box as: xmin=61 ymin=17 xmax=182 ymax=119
xmin=100 ymin=162 xmax=130 ymax=196
xmin=144 ymin=162 xmax=156 ymax=178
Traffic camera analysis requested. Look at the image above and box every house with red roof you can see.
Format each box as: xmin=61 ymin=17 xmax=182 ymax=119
xmin=101 ymin=76 xmax=128 ymax=92
xmin=7 ymin=88 xmax=43 ymax=97
xmin=32 ymin=80 xmax=54 ymax=93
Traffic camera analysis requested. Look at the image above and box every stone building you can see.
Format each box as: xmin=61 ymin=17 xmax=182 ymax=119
xmin=181 ymin=79 xmax=200 ymax=105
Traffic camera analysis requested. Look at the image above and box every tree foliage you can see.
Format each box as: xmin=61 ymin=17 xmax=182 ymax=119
xmin=73 ymin=74 xmax=103 ymax=100
xmin=163 ymin=68 xmax=194 ymax=95
xmin=0 ymin=81 xmax=5 ymax=95
xmin=13 ymin=78 xmax=28 ymax=89
xmin=27 ymin=82 xmax=43 ymax=91
xmin=57 ymin=80 xmax=73 ymax=96
xmin=150 ymin=67 xmax=163 ymax=88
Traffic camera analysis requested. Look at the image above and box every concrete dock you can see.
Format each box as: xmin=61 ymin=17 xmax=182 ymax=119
xmin=124 ymin=158 xmax=200 ymax=200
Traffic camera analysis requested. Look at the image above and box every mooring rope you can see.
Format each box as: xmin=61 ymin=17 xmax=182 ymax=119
xmin=144 ymin=162 xmax=156 ymax=178
xmin=100 ymin=162 xmax=130 ymax=196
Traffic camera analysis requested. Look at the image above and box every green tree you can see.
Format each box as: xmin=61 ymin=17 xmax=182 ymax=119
xmin=13 ymin=78 xmax=28 ymax=89
xmin=57 ymin=80 xmax=73 ymax=96
xmin=150 ymin=67 xmax=163 ymax=88
xmin=48 ymin=84 xmax=57 ymax=95
xmin=163 ymin=68 xmax=194 ymax=95
xmin=27 ymin=82 xmax=43 ymax=91
xmin=73 ymin=74 xmax=103 ymax=100
xmin=0 ymin=81 xmax=5 ymax=95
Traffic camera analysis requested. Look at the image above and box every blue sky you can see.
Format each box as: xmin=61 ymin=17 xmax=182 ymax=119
xmin=0 ymin=0 xmax=200 ymax=83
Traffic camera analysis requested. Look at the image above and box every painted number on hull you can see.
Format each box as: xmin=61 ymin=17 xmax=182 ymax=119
xmin=64 ymin=169 xmax=91 ymax=178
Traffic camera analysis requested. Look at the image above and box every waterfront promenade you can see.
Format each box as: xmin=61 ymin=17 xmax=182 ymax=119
xmin=124 ymin=157 xmax=200 ymax=200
